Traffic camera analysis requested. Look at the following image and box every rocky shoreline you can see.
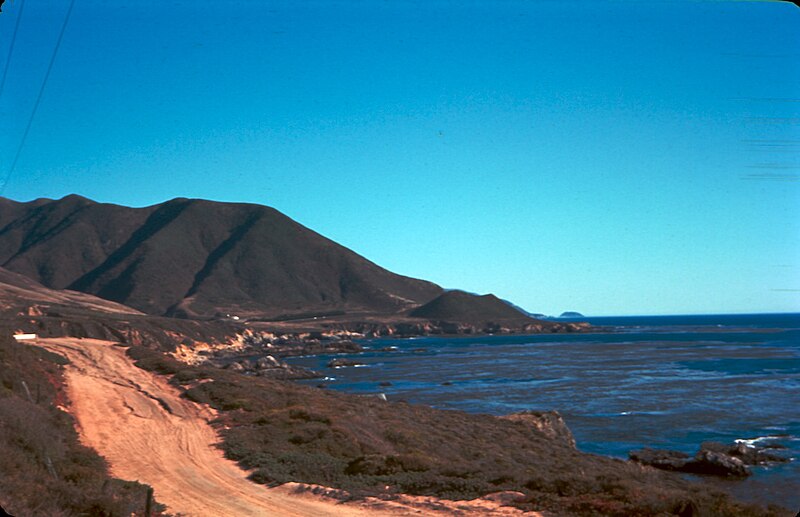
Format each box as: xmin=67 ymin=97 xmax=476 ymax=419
xmin=163 ymin=326 xmax=796 ymax=492
xmin=630 ymin=440 xmax=791 ymax=478
xmin=8 ymin=309 xmax=792 ymax=514
xmin=6 ymin=306 xmax=598 ymax=389
xmin=122 ymin=342 xmax=786 ymax=516
xmin=327 ymin=319 xmax=592 ymax=338
xmin=162 ymin=321 xmax=594 ymax=381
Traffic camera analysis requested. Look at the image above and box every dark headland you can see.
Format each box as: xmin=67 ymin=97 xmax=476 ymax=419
xmin=0 ymin=195 xmax=786 ymax=516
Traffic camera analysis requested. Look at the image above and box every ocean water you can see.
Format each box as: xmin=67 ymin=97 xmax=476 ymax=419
xmin=286 ymin=313 xmax=800 ymax=510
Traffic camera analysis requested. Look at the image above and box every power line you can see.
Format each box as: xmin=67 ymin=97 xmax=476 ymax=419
xmin=0 ymin=0 xmax=75 ymax=196
xmin=0 ymin=0 xmax=26 ymax=99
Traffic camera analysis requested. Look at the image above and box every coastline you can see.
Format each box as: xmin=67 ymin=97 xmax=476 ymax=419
xmin=283 ymin=316 xmax=799 ymax=511
xmin=143 ymin=343 xmax=778 ymax=516
xmin=5 ymin=306 xmax=796 ymax=514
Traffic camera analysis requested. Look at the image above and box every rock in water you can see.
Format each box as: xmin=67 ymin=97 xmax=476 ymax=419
xmin=628 ymin=448 xmax=691 ymax=471
xmin=685 ymin=450 xmax=750 ymax=478
xmin=630 ymin=444 xmax=755 ymax=478
xmin=700 ymin=441 xmax=789 ymax=465
xmin=327 ymin=358 xmax=365 ymax=368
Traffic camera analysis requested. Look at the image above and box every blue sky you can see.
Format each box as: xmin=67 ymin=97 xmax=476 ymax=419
xmin=1 ymin=0 xmax=798 ymax=316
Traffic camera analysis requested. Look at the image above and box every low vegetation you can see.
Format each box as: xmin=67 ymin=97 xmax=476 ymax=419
xmin=129 ymin=345 xmax=785 ymax=516
xmin=0 ymin=333 xmax=164 ymax=516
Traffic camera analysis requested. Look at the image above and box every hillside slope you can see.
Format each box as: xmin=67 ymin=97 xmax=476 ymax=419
xmin=409 ymin=290 xmax=534 ymax=324
xmin=0 ymin=196 xmax=442 ymax=318
xmin=0 ymin=266 xmax=143 ymax=315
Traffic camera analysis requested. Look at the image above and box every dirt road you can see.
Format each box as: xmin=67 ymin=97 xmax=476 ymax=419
xmin=34 ymin=338 xmax=538 ymax=516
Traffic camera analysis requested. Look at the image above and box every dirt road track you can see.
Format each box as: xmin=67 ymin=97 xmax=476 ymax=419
xmin=36 ymin=338 xmax=535 ymax=517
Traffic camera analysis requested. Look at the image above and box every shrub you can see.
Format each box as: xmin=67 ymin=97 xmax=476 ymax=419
xmin=0 ymin=333 xmax=165 ymax=516
xmin=119 ymin=343 xmax=784 ymax=515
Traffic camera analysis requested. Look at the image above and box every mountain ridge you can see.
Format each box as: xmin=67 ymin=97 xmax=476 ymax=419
xmin=0 ymin=195 xmax=443 ymax=318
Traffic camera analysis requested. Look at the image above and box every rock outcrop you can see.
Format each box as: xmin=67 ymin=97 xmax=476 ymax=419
xmin=224 ymin=354 xmax=318 ymax=380
xmin=327 ymin=358 xmax=365 ymax=368
xmin=627 ymin=448 xmax=691 ymax=471
xmin=700 ymin=440 xmax=788 ymax=466
xmin=501 ymin=410 xmax=577 ymax=449
xmin=629 ymin=440 xmax=789 ymax=478
xmin=688 ymin=449 xmax=749 ymax=478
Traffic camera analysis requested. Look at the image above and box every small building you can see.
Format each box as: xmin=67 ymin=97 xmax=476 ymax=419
xmin=13 ymin=333 xmax=37 ymax=341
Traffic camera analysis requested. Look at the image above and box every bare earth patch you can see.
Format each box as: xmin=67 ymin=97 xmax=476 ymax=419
xmin=34 ymin=338 xmax=539 ymax=516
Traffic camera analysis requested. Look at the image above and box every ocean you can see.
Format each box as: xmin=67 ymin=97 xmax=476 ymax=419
xmin=286 ymin=313 xmax=800 ymax=510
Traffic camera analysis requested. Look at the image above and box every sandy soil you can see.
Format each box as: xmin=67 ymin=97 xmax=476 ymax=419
xmin=34 ymin=338 xmax=539 ymax=517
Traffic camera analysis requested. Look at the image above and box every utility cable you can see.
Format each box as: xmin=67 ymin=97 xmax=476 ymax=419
xmin=0 ymin=0 xmax=26 ymax=99
xmin=0 ymin=0 xmax=75 ymax=196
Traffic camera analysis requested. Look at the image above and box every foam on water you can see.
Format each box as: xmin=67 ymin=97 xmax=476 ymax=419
xmin=735 ymin=435 xmax=794 ymax=447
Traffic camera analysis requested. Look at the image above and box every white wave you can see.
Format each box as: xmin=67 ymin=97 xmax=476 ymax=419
xmin=734 ymin=435 xmax=790 ymax=447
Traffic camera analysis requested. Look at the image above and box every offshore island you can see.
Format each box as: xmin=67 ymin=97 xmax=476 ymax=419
xmin=0 ymin=195 xmax=791 ymax=516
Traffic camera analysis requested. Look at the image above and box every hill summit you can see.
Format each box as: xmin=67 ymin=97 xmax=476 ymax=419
xmin=0 ymin=195 xmax=442 ymax=318
xmin=409 ymin=290 xmax=534 ymax=323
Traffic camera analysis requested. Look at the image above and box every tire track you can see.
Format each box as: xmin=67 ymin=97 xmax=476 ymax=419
xmin=34 ymin=338 xmax=537 ymax=516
